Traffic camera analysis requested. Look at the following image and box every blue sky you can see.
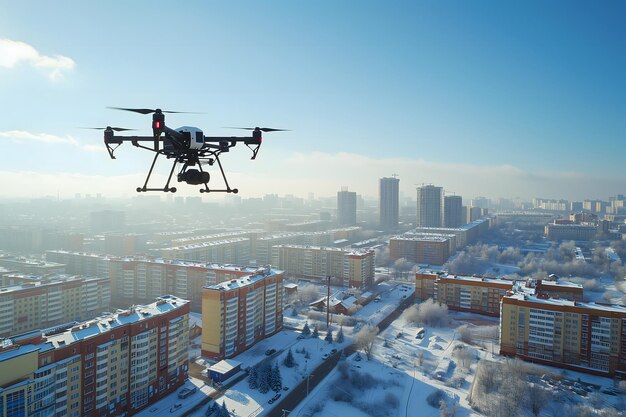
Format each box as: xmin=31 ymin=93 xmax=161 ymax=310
xmin=0 ymin=1 xmax=624 ymax=200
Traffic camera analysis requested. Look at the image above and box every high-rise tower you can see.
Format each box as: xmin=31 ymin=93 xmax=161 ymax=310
xmin=337 ymin=189 xmax=357 ymax=226
xmin=416 ymin=185 xmax=443 ymax=227
xmin=379 ymin=176 xmax=400 ymax=231
xmin=444 ymin=195 xmax=463 ymax=228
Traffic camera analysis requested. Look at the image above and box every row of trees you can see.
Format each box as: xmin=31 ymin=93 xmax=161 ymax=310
xmin=301 ymin=322 xmax=344 ymax=343
xmin=445 ymin=240 xmax=626 ymax=282
xmin=248 ymin=362 xmax=282 ymax=393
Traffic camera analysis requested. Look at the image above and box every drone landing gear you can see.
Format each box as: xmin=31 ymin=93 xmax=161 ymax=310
xmin=135 ymin=152 xmax=179 ymax=192
xmin=135 ymin=152 xmax=240 ymax=193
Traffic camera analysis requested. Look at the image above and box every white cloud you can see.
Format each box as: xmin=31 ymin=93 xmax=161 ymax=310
xmin=0 ymin=39 xmax=75 ymax=80
xmin=0 ymin=130 xmax=104 ymax=153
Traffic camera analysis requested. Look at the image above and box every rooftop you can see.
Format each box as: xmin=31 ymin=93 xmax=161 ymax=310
xmin=206 ymin=267 xmax=282 ymax=291
xmin=0 ymin=275 xmax=108 ymax=294
xmin=504 ymin=293 xmax=626 ymax=313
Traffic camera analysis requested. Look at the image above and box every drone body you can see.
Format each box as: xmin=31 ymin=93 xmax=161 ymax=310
xmin=98 ymin=108 xmax=287 ymax=193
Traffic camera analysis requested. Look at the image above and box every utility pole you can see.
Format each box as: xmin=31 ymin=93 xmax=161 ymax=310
xmin=281 ymin=410 xmax=292 ymax=417
xmin=326 ymin=275 xmax=331 ymax=329
xmin=306 ymin=373 xmax=314 ymax=396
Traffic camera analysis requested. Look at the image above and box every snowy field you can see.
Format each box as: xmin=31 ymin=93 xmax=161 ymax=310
xmin=288 ymin=308 xmax=625 ymax=417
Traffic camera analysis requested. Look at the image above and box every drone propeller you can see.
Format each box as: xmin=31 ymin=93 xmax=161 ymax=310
xmin=107 ymin=107 xmax=203 ymax=115
xmin=223 ymin=126 xmax=290 ymax=132
xmin=80 ymin=126 xmax=136 ymax=132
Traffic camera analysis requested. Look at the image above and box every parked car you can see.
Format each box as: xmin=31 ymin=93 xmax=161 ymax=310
xmin=268 ymin=393 xmax=281 ymax=404
xmin=265 ymin=348 xmax=276 ymax=356
xmin=178 ymin=386 xmax=197 ymax=399
xmin=283 ymin=386 xmax=289 ymax=391
xmin=170 ymin=403 xmax=182 ymax=413
xmin=322 ymin=353 xmax=329 ymax=360
xmin=330 ymin=348 xmax=337 ymax=354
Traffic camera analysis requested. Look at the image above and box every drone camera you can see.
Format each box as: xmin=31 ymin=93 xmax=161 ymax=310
xmin=178 ymin=169 xmax=210 ymax=185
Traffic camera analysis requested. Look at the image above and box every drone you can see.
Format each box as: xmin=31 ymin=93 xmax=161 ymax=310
xmin=90 ymin=107 xmax=288 ymax=193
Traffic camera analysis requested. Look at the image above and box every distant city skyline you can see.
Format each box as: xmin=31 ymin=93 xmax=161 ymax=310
xmin=0 ymin=1 xmax=624 ymax=200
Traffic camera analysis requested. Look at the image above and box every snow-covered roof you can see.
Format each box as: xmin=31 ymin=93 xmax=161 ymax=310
xmin=209 ymin=359 xmax=241 ymax=374
xmin=39 ymin=295 xmax=188 ymax=349
xmin=504 ymin=293 xmax=626 ymax=314
xmin=207 ymin=267 xmax=282 ymax=291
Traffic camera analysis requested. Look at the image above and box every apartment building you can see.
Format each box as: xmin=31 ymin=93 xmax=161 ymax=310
xmin=150 ymin=238 xmax=251 ymax=264
xmin=272 ymin=245 xmax=375 ymax=288
xmin=0 ymin=295 xmax=189 ymax=417
xmin=46 ymin=250 xmax=111 ymax=277
xmin=202 ymin=266 xmax=283 ymax=359
xmin=108 ymin=257 xmax=270 ymax=312
xmin=410 ymin=217 xmax=491 ymax=250
xmin=500 ymin=293 xmax=626 ymax=377
xmin=0 ymin=255 xmax=66 ymax=275
xmin=389 ymin=236 xmax=451 ymax=265
xmin=0 ymin=275 xmax=110 ymax=337
xmin=254 ymin=232 xmax=334 ymax=265
xmin=415 ymin=272 xmax=583 ymax=317
xmin=544 ymin=223 xmax=597 ymax=241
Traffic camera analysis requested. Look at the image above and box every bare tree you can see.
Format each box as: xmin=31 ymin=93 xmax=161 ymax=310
xmin=526 ymin=383 xmax=549 ymax=416
xmin=458 ymin=324 xmax=473 ymax=344
xmin=354 ymin=324 xmax=379 ymax=360
xmin=452 ymin=345 xmax=473 ymax=370
xmin=298 ymin=284 xmax=322 ymax=304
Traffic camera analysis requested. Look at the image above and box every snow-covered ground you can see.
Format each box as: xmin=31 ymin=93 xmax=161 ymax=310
xmin=134 ymin=376 xmax=215 ymax=417
xmin=287 ymin=309 xmax=625 ymax=417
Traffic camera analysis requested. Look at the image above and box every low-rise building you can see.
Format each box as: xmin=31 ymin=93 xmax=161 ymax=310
xmin=544 ymin=222 xmax=597 ymax=241
xmin=389 ymin=236 xmax=451 ymax=265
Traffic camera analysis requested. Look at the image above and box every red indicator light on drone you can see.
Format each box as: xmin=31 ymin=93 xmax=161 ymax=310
xmin=155 ymin=121 xmax=161 ymax=129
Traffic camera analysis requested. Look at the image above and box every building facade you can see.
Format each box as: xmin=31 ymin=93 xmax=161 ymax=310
xmin=389 ymin=236 xmax=451 ymax=266
xmin=416 ymin=272 xmax=583 ymax=317
xmin=416 ymin=185 xmax=443 ymax=227
xmin=544 ymin=223 xmax=597 ymax=241
xmin=500 ymin=293 xmax=626 ymax=377
xmin=202 ymin=267 xmax=283 ymax=359
xmin=151 ymin=238 xmax=250 ymax=264
xmin=379 ymin=177 xmax=400 ymax=231
xmin=108 ymin=258 xmax=271 ymax=312
xmin=0 ymin=295 xmax=189 ymax=417
xmin=0 ymin=275 xmax=110 ymax=337
xmin=337 ymin=190 xmax=357 ymax=226
xmin=272 ymin=245 xmax=375 ymax=288
xmin=443 ymin=195 xmax=463 ymax=228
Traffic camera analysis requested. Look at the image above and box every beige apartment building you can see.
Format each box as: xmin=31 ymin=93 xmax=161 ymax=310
xmin=0 ymin=275 xmax=110 ymax=337
xmin=272 ymin=245 xmax=375 ymax=288
xmin=202 ymin=266 xmax=283 ymax=359
xmin=416 ymin=272 xmax=583 ymax=317
xmin=500 ymin=293 xmax=626 ymax=377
